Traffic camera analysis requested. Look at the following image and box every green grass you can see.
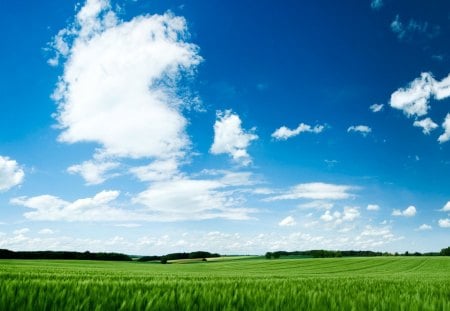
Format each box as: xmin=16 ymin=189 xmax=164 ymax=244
xmin=1 ymin=257 xmax=449 ymax=310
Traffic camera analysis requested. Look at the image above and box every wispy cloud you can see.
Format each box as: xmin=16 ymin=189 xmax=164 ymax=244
xmin=369 ymin=103 xmax=384 ymax=113
xmin=390 ymin=15 xmax=440 ymax=41
xmin=271 ymin=123 xmax=325 ymax=140
xmin=370 ymin=0 xmax=383 ymax=10
xmin=278 ymin=216 xmax=296 ymax=227
xmin=265 ymin=182 xmax=355 ymax=201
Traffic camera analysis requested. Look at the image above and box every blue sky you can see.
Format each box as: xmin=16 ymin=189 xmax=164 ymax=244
xmin=0 ymin=0 xmax=449 ymax=255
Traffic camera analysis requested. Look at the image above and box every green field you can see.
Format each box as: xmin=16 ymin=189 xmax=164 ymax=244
xmin=1 ymin=257 xmax=449 ymax=310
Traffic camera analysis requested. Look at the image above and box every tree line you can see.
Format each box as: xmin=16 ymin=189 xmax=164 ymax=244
xmin=265 ymin=248 xmax=450 ymax=259
xmin=138 ymin=251 xmax=220 ymax=264
xmin=0 ymin=249 xmax=132 ymax=261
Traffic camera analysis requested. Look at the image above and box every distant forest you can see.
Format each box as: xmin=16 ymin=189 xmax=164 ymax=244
xmin=265 ymin=247 xmax=450 ymax=259
xmin=0 ymin=247 xmax=448 ymax=262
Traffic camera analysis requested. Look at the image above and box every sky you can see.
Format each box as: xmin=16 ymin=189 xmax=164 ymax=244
xmin=0 ymin=0 xmax=449 ymax=255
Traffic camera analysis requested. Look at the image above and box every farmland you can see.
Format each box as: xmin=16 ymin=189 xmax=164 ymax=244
xmin=1 ymin=257 xmax=449 ymax=310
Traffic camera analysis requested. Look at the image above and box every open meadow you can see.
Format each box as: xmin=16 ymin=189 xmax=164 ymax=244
xmin=1 ymin=256 xmax=449 ymax=310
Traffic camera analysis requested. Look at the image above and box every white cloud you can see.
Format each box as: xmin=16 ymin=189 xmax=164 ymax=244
xmin=319 ymin=207 xmax=360 ymax=224
xmin=390 ymin=72 xmax=450 ymax=118
xmin=271 ymin=123 xmax=325 ymax=140
xmin=369 ymin=103 xmax=384 ymax=113
xmin=440 ymin=201 xmax=450 ymax=212
xmin=11 ymin=190 xmax=132 ymax=221
xmin=265 ymin=182 xmax=354 ymax=201
xmin=370 ymin=0 xmax=383 ymax=10
xmin=413 ymin=118 xmax=438 ymax=135
xmin=50 ymin=0 xmax=202 ymax=164
xmin=0 ymin=156 xmax=25 ymax=192
xmin=347 ymin=125 xmax=372 ymax=136
xmin=68 ymin=160 xmax=120 ymax=185
xmin=392 ymin=205 xmax=416 ymax=217
xmin=114 ymin=223 xmax=142 ymax=228
xmin=367 ymin=204 xmax=380 ymax=211
xmin=210 ymin=110 xmax=258 ymax=166
xmin=278 ymin=216 xmax=296 ymax=227
xmin=130 ymin=158 xmax=180 ymax=182
xmin=38 ymin=228 xmax=55 ymax=235
xmin=13 ymin=228 xmax=30 ymax=235
xmin=438 ymin=114 xmax=450 ymax=143
xmin=417 ymin=224 xmax=432 ymax=231
xmin=133 ymin=177 xmax=257 ymax=221
xmin=298 ymin=201 xmax=334 ymax=210
xmin=438 ymin=218 xmax=450 ymax=228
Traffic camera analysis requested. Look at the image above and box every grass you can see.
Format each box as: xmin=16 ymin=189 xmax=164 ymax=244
xmin=0 ymin=257 xmax=449 ymax=310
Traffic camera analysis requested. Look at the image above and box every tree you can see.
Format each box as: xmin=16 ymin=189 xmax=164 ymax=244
xmin=265 ymin=252 xmax=272 ymax=259
xmin=441 ymin=247 xmax=450 ymax=256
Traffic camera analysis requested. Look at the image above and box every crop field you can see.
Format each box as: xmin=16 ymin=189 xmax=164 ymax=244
xmin=1 ymin=257 xmax=449 ymax=310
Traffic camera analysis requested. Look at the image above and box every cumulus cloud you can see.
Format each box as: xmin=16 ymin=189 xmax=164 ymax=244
xmin=0 ymin=156 xmax=25 ymax=192
xmin=68 ymin=160 xmax=120 ymax=185
xmin=392 ymin=205 xmax=416 ymax=217
xmin=438 ymin=114 xmax=450 ymax=143
xmin=320 ymin=207 xmax=360 ymax=224
xmin=130 ymin=158 xmax=180 ymax=182
xmin=438 ymin=218 xmax=450 ymax=228
xmin=265 ymin=182 xmax=354 ymax=201
xmin=347 ymin=125 xmax=372 ymax=136
xmin=370 ymin=0 xmax=383 ymax=10
xmin=369 ymin=103 xmax=384 ymax=113
xmin=440 ymin=201 xmax=450 ymax=212
xmin=278 ymin=216 xmax=296 ymax=227
xmin=210 ymin=110 xmax=258 ymax=166
xmin=271 ymin=123 xmax=325 ymax=140
xmin=413 ymin=118 xmax=438 ymax=135
xmin=390 ymin=72 xmax=450 ymax=118
xmin=417 ymin=224 xmax=432 ymax=231
xmin=13 ymin=228 xmax=30 ymax=235
xmin=367 ymin=204 xmax=380 ymax=211
xmin=50 ymin=0 xmax=202 ymax=165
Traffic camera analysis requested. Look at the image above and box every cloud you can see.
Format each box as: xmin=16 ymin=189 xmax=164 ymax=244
xmin=319 ymin=207 xmax=360 ymax=224
xmin=38 ymin=229 xmax=55 ymax=235
xmin=11 ymin=190 xmax=132 ymax=221
xmin=271 ymin=123 xmax=325 ymax=140
xmin=369 ymin=103 xmax=384 ymax=113
xmin=50 ymin=0 xmax=202 ymax=164
xmin=417 ymin=224 xmax=432 ymax=231
xmin=438 ymin=114 xmax=450 ymax=143
xmin=438 ymin=218 xmax=450 ymax=228
xmin=0 ymin=156 xmax=25 ymax=192
xmin=210 ymin=110 xmax=258 ymax=166
xmin=130 ymin=158 xmax=180 ymax=182
xmin=413 ymin=118 xmax=438 ymax=135
xmin=390 ymin=15 xmax=440 ymax=41
xmin=278 ymin=216 xmax=296 ymax=227
xmin=68 ymin=159 xmax=120 ymax=185
xmin=392 ymin=205 xmax=416 ymax=217
xmin=13 ymin=228 xmax=30 ymax=235
xmin=265 ymin=182 xmax=354 ymax=201
xmin=390 ymin=72 xmax=450 ymax=118
xmin=133 ymin=176 xmax=257 ymax=221
xmin=367 ymin=204 xmax=380 ymax=211
xmin=298 ymin=201 xmax=334 ymax=210
xmin=347 ymin=125 xmax=372 ymax=136
xmin=440 ymin=201 xmax=450 ymax=212
xmin=370 ymin=0 xmax=383 ymax=10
